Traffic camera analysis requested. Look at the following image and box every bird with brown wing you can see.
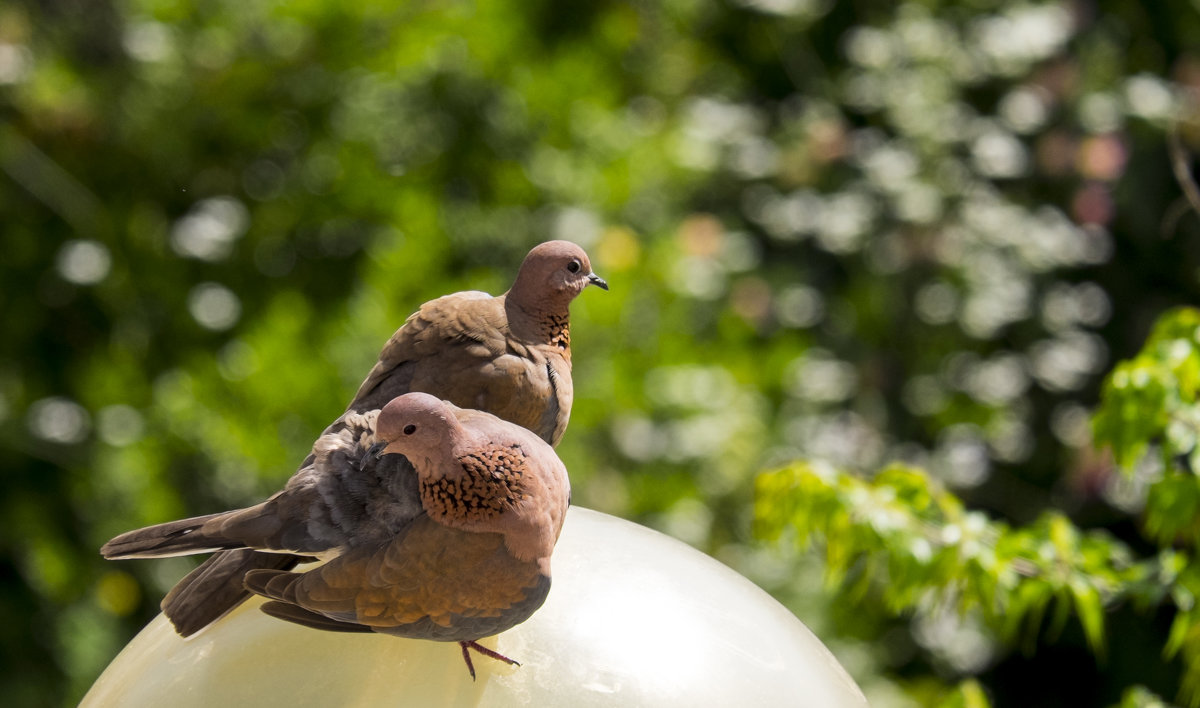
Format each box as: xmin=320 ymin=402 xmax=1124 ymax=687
xmin=156 ymin=240 xmax=605 ymax=637
xmin=103 ymin=393 xmax=571 ymax=679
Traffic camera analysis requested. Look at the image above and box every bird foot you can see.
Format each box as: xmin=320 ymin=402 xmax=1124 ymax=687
xmin=458 ymin=640 xmax=520 ymax=680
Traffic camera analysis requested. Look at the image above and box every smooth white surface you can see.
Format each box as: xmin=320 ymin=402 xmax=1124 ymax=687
xmin=83 ymin=507 xmax=867 ymax=707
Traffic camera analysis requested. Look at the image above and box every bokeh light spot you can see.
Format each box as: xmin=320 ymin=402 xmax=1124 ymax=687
xmin=56 ymin=240 xmax=112 ymax=285
xmin=170 ymin=197 xmax=249 ymax=262
xmin=27 ymin=397 xmax=91 ymax=444
xmin=97 ymin=405 xmax=146 ymax=447
xmin=188 ymin=283 xmax=242 ymax=331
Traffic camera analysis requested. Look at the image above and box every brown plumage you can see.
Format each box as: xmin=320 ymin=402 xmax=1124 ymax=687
xmin=350 ymin=239 xmax=607 ymax=441
xmin=104 ymin=394 xmax=571 ymax=678
xmin=154 ymin=240 xmax=604 ymax=637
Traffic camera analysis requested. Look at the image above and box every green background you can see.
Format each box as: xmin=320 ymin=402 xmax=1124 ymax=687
xmin=3 ymin=0 xmax=1200 ymax=705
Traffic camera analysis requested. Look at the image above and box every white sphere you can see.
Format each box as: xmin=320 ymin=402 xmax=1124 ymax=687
xmin=84 ymin=507 xmax=866 ymax=707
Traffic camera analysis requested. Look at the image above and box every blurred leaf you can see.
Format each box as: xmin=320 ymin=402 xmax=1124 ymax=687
xmin=937 ymin=679 xmax=993 ymax=708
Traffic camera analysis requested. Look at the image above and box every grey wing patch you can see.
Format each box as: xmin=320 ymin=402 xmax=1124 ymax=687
xmin=364 ymin=453 xmax=424 ymax=534
xmin=260 ymin=415 xmax=421 ymax=552
xmin=308 ymin=446 xmax=423 ymax=547
xmin=343 ymin=410 xmax=380 ymax=444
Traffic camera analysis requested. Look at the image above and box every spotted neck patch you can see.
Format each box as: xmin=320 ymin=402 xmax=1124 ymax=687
xmin=543 ymin=312 xmax=570 ymax=351
xmin=421 ymin=445 xmax=530 ymax=522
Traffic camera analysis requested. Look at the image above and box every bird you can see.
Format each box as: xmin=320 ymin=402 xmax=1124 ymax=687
xmin=348 ymin=239 xmax=609 ymax=440
xmin=103 ymin=393 xmax=572 ymax=679
xmin=154 ymin=240 xmax=605 ymax=637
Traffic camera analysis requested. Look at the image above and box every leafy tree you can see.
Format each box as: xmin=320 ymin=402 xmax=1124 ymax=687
xmin=3 ymin=0 xmax=1200 ymax=705
xmin=758 ymin=307 xmax=1200 ymax=705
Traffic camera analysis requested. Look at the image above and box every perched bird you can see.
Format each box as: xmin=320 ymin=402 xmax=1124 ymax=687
xmin=350 ymin=239 xmax=609 ymax=441
xmin=103 ymin=393 xmax=572 ymax=679
xmin=156 ymin=240 xmax=605 ymax=636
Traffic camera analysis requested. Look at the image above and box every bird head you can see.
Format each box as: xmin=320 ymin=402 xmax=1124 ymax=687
xmin=511 ymin=240 xmax=608 ymax=303
xmin=374 ymin=393 xmax=459 ymax=462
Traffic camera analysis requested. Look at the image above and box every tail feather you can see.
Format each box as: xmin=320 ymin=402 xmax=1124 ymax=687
xmin=259 ymin=601 xmax=373 ymax=634
xmin=162 ymin=550 xmax=307 ymax=637
xmin=101 ymin=512 xmax=242 ymax=560
xmin=243 ymin=568 xmax=300 ymax=603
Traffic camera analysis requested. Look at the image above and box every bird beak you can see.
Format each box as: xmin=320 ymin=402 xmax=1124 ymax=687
xmin=360 ymin=442 xmax=387 ymax=469
xmin=587 ymin=273 xmax=609 ymax=291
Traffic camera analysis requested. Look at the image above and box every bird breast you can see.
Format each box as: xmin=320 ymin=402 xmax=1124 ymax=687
xmin=439 ymin=350 xmax=569 ymax=446
xmin=420 ymin=446 xmax=530 ymax=524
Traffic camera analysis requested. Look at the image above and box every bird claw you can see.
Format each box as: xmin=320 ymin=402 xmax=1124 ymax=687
xmin=458 ymin=640 xmax=520 ymax=680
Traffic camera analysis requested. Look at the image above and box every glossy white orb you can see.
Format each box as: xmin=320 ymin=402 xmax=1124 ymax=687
xmin=84 ymin=507 xmax=866 ymax=707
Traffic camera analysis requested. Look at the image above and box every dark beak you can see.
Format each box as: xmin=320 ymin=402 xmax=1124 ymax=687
xmin=360 ymin=441 xmax=387 ymax=470
xmin=587 ymin=273 xmax=609 ymax=291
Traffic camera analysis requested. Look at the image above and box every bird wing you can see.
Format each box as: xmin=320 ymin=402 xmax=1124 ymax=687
xmin=243 ymin=515 xmax=543 ymax=632
xmin=152 ymin=410 xmax=415 ymax=636
xmin=349 ymin=291 xmax=502 ymax=412
xmin=103 ymin=410 xmax=401 ymax=561
xmin=346 ymin=292 xmax=567 ymax=443
xmin=239 ymin=409 xmax=421 ymax=552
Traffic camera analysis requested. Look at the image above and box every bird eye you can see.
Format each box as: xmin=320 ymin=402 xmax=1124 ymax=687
xmin=567 ymin=259 xmax=581 ymax=273
xmin=403 ymin=424 xmax=417 ymax=435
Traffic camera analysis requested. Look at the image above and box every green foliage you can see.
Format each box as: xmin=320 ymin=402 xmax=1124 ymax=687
xmin=757 ymin=462 xmax=1149 ymax=656
xmin=5 ymin=0 xmax=1200 ymax=705
xmin=758 ymin=307 xmax=1200 ymax=705
xmin=1113 ymin=686 xmax=1176 ymax=708
xmin=1093 ymin=307 xmax=1200 ymax=702
xmin=1094 ymin=307 xmax=1200 ymax=475
xmin=937 ymin=680 xmax=993 ymax=708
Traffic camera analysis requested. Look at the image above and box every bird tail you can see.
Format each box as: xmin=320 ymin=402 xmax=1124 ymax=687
xmin=161 ymin=550 xmax=308 ymax=637
xmin=101 ymin=511 xmax=245 ymax=560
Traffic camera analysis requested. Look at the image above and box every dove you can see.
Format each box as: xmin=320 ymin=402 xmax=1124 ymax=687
xmin=348 ymin=239 xmax=609 ymax=441
xmin=156 ymin=240 xmax=605 ymax=637
xmin=103 ymin=393 xmax=572 ymax=679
